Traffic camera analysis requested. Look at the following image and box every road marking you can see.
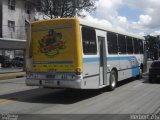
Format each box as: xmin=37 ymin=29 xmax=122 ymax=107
xmin=0 ymin=98 xmax=14 ymax=105
xmin=0 ymin=99 xmax=13 ymax=105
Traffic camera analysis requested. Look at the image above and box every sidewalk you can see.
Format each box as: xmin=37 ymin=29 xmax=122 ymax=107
xmin=0 ymin=68 xmax=26 ymax=80
xmin=0 ymin=72 xmax=26 ymax=80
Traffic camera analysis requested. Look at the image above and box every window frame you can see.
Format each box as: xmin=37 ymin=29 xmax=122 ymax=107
xmin=8 ymin=0 xmax=15 ymax=10
xmin=139 ymin=39 xmax=144 ymax=54
xmin=126 ymin=36 xmax=134 ymax=54
xmin=133 ymin=38 xmax=139 ymax=54
xmin=25 ymin=2 xmax=31 ymax=14
xmin=81 ymin=26 xmax=97 ymax=55
xmin=8 ymin=20 xmax=15 ymax=32
xmin=117 ymin=34 xmax=127 ymax=54
xmin=107 ymin=31 xmax=118 ymax=54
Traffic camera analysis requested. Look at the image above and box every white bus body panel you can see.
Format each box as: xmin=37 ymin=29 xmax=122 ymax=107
xmin=26 ymin=19 xmax=145 ymax=90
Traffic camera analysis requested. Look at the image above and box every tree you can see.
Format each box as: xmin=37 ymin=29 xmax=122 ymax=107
xmin=145 ymin=35 xmax=159 ymax=60
xmin=35 ymin=0 xmax=96 ymax=19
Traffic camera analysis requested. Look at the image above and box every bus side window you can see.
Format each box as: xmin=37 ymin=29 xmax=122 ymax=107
xmin=133 ymin=38 xmax=139 ymax=54
xmin=139 ymin=40 xmax=144 ymax=54
xmin=107 ymin=32 xmax=118 ymax=54
xmin=82 ymin=27 xmax=97 ymax=55
xmin=126 ymin=36 xmax=133 ymax=54
xmin=118 ymin=34 xmax=126 ymax=54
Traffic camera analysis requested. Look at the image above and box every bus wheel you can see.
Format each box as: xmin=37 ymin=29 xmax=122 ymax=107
xmin=136 ymin=73 xmax=142 ymax=80
xmin=149 ymin=78 xmax=153 ymax=83
xmin=108 ymin=70 xmax=117 ymax=91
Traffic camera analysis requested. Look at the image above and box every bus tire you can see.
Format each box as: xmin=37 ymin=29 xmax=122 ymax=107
xmin=136 ymin=73 xmax=142 ymax=80
xmin=108 ymin=70 xmax=117 ymax=91
xmin=136 ymin=64 xmax=143 ymax=80
xmin=149 ymin=78 xmax=153 ymax=83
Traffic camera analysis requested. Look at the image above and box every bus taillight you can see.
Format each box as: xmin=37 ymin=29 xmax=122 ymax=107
xmin=75 ymin=68 xmax=82 ymax=75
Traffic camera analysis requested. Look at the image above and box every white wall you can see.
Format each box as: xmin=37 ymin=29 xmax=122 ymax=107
xmin=2 ymin=0 xmax=35 ymax=40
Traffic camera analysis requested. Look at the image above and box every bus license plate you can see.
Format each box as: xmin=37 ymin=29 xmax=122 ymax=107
xmin=46 ymin=74 xmax=55 ymax=79
xmin=45 ymin=80 xmax=54 ymax=84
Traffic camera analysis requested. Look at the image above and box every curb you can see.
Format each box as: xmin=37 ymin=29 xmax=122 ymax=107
xmin=0 ymin=72 xmax=26 ymax=80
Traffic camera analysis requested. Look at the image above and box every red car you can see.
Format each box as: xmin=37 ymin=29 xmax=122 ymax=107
xmin=149 ymin=60 xmax=160 ymax=83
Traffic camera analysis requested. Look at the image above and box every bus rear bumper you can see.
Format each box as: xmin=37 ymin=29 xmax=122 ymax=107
xmin=25 ymin=79 xmax=83 ymax=89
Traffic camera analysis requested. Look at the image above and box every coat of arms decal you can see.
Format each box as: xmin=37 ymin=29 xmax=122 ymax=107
xmin=38 ymin=29 xmax=66 ymax=56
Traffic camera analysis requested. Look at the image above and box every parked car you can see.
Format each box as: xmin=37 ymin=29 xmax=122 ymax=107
xmin=0 ymin=55 xmax=11 ymax=68
xmin=11 ymin=57 xmax=24 ymax=67
xmin=147 ymin=58 xmax=153 ymax=61
xmin=149 ymin=60 xmax=160 ymax=83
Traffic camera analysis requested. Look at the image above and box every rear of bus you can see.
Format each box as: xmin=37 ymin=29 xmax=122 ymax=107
xmin=26 ymin=18 xmax=83 ymax=89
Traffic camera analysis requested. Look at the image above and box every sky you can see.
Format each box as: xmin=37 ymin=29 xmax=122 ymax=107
xmin=81 ymin=0 xmax=160 ymax=36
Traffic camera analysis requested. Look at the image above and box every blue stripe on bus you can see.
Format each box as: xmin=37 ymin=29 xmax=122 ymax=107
xmin=83 ymin=56 xmax=138 ymax=62
xmin=83 ymin=56 xmax=131 ymax=63
xmin=108 ymin=56 xmax=131 ymax=61
xmin=83 ymin=57 xmax=99 ymax=63
xmin=108 ymin=56 xmax=139 ymax=67
xmin=83 ymin=56 xmax=140 ymax=77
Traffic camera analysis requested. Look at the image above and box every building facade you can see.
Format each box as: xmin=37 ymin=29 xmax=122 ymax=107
xmin=0 ymin=0 xmax=36 ymax=39
xmin=0 ymin=0 xmax=36 ymax=69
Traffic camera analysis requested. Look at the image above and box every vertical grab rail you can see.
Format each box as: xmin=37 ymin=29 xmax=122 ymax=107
xmin=25 ymin=20 xmax=33 ymax=71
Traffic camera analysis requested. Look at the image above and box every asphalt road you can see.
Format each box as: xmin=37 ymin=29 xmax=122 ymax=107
xmin=0 ymin=61 xmax=160 ymax=120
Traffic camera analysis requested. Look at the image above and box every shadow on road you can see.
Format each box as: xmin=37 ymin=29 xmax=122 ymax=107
xmin=0 ymin=88 xmax=105 ymax=104
xmin=0 ymin=78 xmax=143 ymax=105
xmin=143 ymin=79 xmax=160 ymax=84
xmin=23 ymin=89 xmax=105 ymax=104
xmin=117 ymin=78 xmax=135 ymax=88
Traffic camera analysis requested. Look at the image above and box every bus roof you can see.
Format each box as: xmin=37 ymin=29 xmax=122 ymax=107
xmin=80 ymin=19 xmax=145 ymax=40
xmin=31 ymin=18 xmax=145 ymax=40
xmin=31 ymin=18 xmax=78 ymax=24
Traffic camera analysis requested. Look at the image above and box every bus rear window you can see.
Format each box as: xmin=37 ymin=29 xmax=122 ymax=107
xmin=82 ymin=27 xmax=97 ymax=55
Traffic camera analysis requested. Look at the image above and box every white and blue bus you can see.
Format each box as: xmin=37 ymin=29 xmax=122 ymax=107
xmin=26 ymin=18 xmax=145 ymax=90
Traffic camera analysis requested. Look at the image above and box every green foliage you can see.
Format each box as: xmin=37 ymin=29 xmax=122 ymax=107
xmin=36 ymin=0 xmax=96 ymax=19
xmin=145 ymin=35 xmax=160 ymax=60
